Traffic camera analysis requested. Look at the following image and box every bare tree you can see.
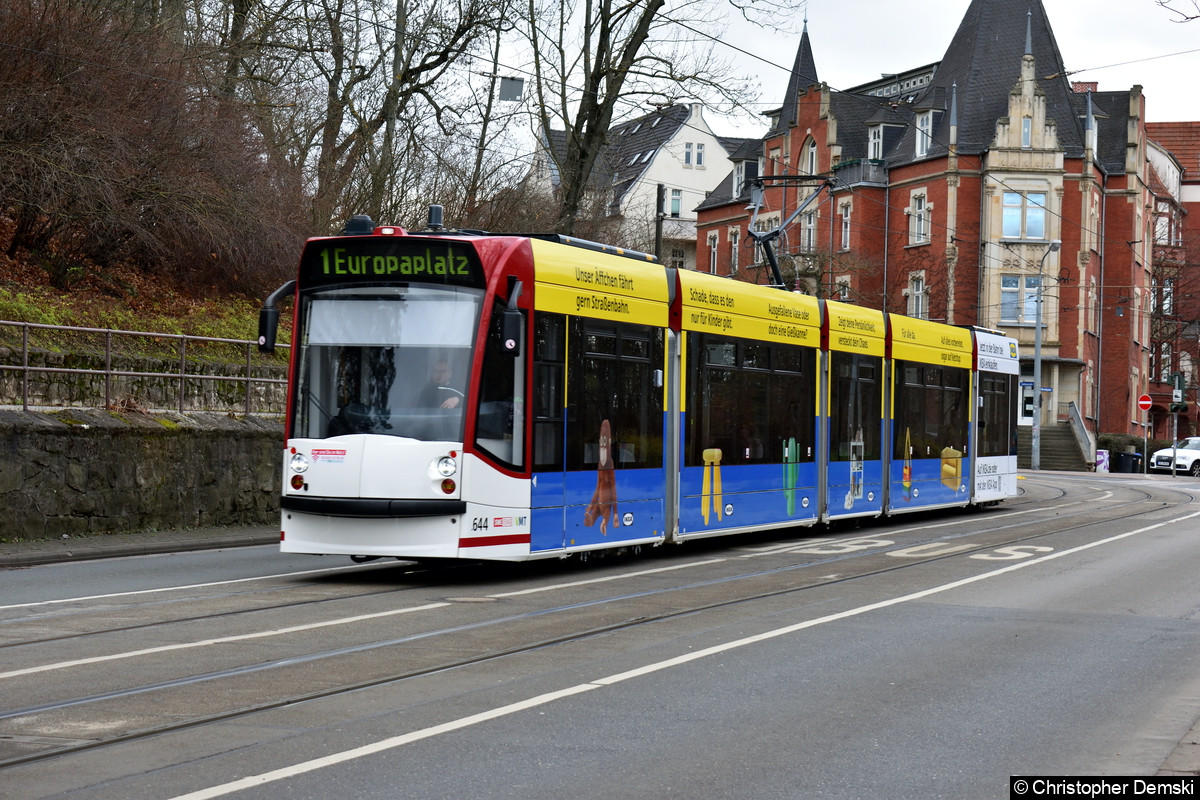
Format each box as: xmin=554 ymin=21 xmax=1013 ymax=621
xmin=1156 ymin=0 xmax=1200 ymax=22
xmin=524 ymin=0 xmax=758 ymax=235
xmin=0 ymin=0 xmax=308 ymax=292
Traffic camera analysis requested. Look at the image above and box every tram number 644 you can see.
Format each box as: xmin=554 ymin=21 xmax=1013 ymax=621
xmin=471 ymin=517 xmax=490 ymax=532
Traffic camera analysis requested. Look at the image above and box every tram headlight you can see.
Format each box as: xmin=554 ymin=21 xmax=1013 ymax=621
xmin=436 ymin=456 xmax=457 ymax=477
xmin=290 ymin=453 xmax=310 ymax=473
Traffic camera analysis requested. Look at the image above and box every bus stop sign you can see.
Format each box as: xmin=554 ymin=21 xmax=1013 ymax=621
xmin=1138 ymin=394 xmax=1152 ymax=411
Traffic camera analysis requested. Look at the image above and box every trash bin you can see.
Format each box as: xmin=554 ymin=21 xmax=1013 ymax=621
xmin=1095 ymin=450 xmax=1109 ymax=473
xmin=1112 ymin=452 xmax=1143 ymax=473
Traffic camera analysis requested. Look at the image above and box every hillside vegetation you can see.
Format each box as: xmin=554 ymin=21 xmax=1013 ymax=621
xmin=0 ymin=217 xmax=287 ymax=352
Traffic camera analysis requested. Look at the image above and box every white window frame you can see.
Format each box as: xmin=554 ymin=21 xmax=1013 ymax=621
xmin=906 ymin=272 xmax=928 ymax=319
xmin=908 ymin=193 xmax=931 ymax=245
xmin=670 ymin=188 xmax=682 ymax=218
xmin=707 ymin=233 xmax=718 ymax=274
xmin=916 ymin=112 xmax=932 ymax=157
xmin=804 ymin=139 xmax=818 ymax=175
xmin=1021 ymin=117 xmax=1032 ymax=148
xmin=729 ymin=229 xmax=739 ymax=273
xmin=840 ymin=202 xmax=852 ymax=250
xmin=696 ymin=143 xmax=705 ymax=168
xmin=1000 ymin=274 xmax=1041 ymax=324
xmin=868 ymin=126 xmax=883 ymax=160
xmin=684 ymin=142 xmax=693 ymax=167
xmin=801 ymin=211 xmax=817 ymax=253
xmin=1002 ymin=191 xmax=1048 ymax=240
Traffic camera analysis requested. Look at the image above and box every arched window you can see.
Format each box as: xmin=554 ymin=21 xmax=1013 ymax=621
xmin=804 ymin=139 xmax=818 ymax=175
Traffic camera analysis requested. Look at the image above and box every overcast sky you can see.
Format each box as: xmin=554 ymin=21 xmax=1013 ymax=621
xmin=708 ymin=0 xmax=1200 ymax=135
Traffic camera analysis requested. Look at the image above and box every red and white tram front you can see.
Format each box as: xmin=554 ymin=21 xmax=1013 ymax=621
xmin=277 ymin=231 xmax=529 ymax=560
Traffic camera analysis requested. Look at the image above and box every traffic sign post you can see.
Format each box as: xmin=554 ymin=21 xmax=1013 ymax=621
xmin=1138 ymin=394 xmax=1151 ymax=475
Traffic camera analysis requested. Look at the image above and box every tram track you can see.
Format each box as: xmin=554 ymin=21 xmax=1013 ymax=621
xmin=1 ymin=476 xmax=1193 ymax=771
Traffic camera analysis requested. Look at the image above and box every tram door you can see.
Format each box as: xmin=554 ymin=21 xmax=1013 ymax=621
xmin=530 ymin=313 xmax=667 ymax=552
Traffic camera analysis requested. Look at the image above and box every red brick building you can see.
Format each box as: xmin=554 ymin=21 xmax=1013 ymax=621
xmin=696 ymin=0 xmax=1200 ymax=447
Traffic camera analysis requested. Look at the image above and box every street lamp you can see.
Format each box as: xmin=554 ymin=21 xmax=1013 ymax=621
xmin=1031 ymin=238 xmax=1061 ymax=471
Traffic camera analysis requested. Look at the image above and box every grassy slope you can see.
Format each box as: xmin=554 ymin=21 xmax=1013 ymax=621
xmin=0 ymin=242 xmax=290 ymax=351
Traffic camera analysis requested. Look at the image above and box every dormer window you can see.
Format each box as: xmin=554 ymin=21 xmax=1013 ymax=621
xmin=868 ymin=126 xmax=883 ymax=160
xmin=915 ymin=112 xmax=932 ymax=157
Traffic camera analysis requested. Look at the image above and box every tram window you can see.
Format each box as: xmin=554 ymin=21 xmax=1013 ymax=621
xmin=829 ymin=352 xmax=881 ymax=461
xmin=743 ymin=342 xmax=769 ymax=370
xmin=566 ymin=318 xmax=663 ymax=472
xmin=979 ymin=373 xmax=1017 ymax=457
xmin=685 ymin=333 xmax=816 ymax=466
xmin=585 ymin=329 xmax=617 ymax=356
xmin=774 ymin=347 xmax=805 ymax=373
xmin=475 ymin=300 xmax=525 ymax=470
xmin=533 ymin=313 xmax=566 ymax=470
xmin=621 ymin=336 xmax=649 ymax=359
xmin=893 ymin=359 xmax=968 ymax=459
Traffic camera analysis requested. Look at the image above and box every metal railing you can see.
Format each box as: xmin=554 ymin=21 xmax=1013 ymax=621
xmin=0 ymin=320 xmax=290 ymax=415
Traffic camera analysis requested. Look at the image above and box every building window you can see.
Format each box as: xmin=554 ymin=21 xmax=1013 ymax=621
xmin=707 ymin=233 xmax=718 ymax=274
xmin=734 ymin=162 xmax=746 ymax=196
xmin=804 ymin=139 xmax=818 ymax=175
xmin=729 ymin=229 xmax=739 ymax=273
xmin=1157 ymin=341 xmax=1173 ymax=382
xmin=801 ymin=211 xmax=816 ymax=252
xmin=908 ymin=194 xmax=930 ymax=244
xmin=906 ymin=272 xmax=928 ymax=319
xmin=696 ymin=143 xmax=705 ymax=167
xmin=836 ymin=278 xmax=851 ymax=301
xmin=840 ymin=203 xmax=852 ymax=250
xmin=670 ymin=188 xmax=682 ymax=218
xmin=1021 ymin=116 xmax=1032 ymax=148
xmin=916 ymin=112 xmax=932 ymax=157
xmin=669 ymin=247 xmax=685 ymax=270
xmin=868 ymin=126 xmax=883 ymax=160
xmin=1000 ymin=274 xmax=1041 ymax=323
xmin=684 ymin=142 xmax=693 ymax=166
xmin=1002 ymin=191 xmax=1047 ymax=239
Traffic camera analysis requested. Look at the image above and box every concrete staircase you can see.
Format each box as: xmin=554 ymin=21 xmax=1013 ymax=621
xmin=1015 ymin=424 xmax=1089 ymax=471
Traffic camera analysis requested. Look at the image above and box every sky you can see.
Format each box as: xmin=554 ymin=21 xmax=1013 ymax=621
xmin=707 ymin=0 xmax=1200 ymax=136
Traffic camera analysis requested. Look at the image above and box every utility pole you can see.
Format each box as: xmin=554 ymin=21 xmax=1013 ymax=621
xmin=1031 ymin=239 xmax=1061 ymax=471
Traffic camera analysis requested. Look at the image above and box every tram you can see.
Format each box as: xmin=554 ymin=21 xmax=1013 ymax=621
xmin=257 ymin=210 xmax=1019 ymax=562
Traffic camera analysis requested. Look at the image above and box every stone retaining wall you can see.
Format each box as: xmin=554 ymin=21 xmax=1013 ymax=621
xmin=0 ymin=409 xmax=283 ymax=541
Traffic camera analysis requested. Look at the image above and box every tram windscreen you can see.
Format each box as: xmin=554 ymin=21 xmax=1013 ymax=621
xmin=292 ymin=285 xmax=483 ymax=441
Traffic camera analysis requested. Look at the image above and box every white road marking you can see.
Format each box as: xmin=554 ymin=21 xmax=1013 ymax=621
xmin=0 ymin=603 xmax=450 ymax=680
xmin=0 ymin=563 xmax=381 ymax=611
xmin=165 ymin=507 xmax=1200 ymax=800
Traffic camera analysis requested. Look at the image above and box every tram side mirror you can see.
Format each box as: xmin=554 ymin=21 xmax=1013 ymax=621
xmin=258 ymin=279 xmax=296 ymax=354
xmin=501 ymin=278 xmax=524 ymax=357
xmin=258 ymin=307 xmax=280 ymax=354
xmin=501 ymin=308 xmax=522 ymax=357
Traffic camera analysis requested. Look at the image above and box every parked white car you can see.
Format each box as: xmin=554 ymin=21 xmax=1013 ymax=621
xmin=1149 ymin=437 xmax=1200 ymax=476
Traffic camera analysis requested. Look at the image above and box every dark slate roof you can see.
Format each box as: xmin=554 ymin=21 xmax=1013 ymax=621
xmin=828 ymin=92 xmax=911 ymax=161
xmin=695 ymin=168 xmax=744 ymax=212
xmin=1088 ymin=90 xmax=1138 ymax=174
xmin=888 ymin=0 xmax=1086 ymax=164
xmin=767 ymin=22 xmax=819 ymax=137
xmin=542 ymin=104 xmax=694 ymax=204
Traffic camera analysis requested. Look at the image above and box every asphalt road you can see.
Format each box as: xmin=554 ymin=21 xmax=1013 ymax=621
xmin=2 ymin=472 xmax=1200 ymax=799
